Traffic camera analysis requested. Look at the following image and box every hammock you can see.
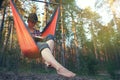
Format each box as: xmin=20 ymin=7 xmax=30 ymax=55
xmin=10 ymin=0 xmax=60 ymax=58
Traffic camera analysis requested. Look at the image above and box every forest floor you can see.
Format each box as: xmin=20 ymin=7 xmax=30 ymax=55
xmin=0 ymin=71 xmax=88 ymax=80
xmin=0 ymin=71 xmax=114 ymax=80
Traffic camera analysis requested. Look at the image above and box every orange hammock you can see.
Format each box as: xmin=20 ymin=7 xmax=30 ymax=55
xmin=10 ymin=0 xmax=59 ymax=58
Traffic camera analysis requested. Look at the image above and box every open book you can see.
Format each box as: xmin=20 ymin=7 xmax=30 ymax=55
xmin=34 ymin=36 xmax=43 ymax=39
xmin=34 ymin=36 xmax=44 ymax=42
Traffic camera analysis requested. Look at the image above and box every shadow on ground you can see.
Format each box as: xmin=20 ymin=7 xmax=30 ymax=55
xmin=0 ymin=71 xmax=90 ymax=80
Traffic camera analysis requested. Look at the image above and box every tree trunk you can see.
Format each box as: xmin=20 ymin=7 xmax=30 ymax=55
xmin=72 ymin=19 xmax=80 ymax=71
xmin=60 ymin=0 xmax=65 ymax=66
xmin=90 ymin=23 xmax=98 ymax=59
xmin=0 ymin=7 xmax=6 ymax=42
xmin=9 ymin=18 xmax=14 ymax=50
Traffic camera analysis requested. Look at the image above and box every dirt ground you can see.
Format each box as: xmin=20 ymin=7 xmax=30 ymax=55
xmin=0 ymin=71 xmax=91 ymax=80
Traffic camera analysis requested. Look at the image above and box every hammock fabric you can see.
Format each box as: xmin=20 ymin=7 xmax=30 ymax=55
xmin=10 ymin=0 xmax=59 ymax=58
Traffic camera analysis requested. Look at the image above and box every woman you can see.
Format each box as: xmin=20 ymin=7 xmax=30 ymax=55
xmin=27 ymin=13 xmax=76 ymax=78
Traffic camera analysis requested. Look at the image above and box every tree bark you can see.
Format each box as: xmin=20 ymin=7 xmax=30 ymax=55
xmin=0 ymin=7 xmax=6 ymax=42
xmin=60 ymin=0 xmax=65 ymax=66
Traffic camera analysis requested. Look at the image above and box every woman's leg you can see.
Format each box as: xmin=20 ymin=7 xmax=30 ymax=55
xmin=46 ymin=39 xmax=54 ymax=53
xmin=45 ymin=34 xmax=55 ymax=53
xmin=41 ymin=48 xmax=76 ymax=77
xmin=37 ymin=35 xmax=76 ymax=77
xmin=44 ymin=35 xmax=55 ymax=66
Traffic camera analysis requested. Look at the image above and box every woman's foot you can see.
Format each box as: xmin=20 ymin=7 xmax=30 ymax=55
xmin=57 ymin=67 xmax=76 ymax=78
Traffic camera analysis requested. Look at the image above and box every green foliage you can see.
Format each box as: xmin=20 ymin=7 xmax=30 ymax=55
xmin=0 ymin=48 xmax=20 ymax=71
xmin=78 ymin=53 xmax=99 ymax=75
xmin=0 ymin=48 xmax=54 ymax=74
xmin=105 ymin=60 xmax=120 ymax=80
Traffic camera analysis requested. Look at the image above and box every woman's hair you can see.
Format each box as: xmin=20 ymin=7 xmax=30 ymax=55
xmin=28 ymin=13 xmax=38 ymax=22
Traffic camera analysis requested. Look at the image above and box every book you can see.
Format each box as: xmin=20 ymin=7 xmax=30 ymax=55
xmin=34 ymin=36 xmax=43 ymax=42
xmin=34 ymin=36 xmax=43 ymax=39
